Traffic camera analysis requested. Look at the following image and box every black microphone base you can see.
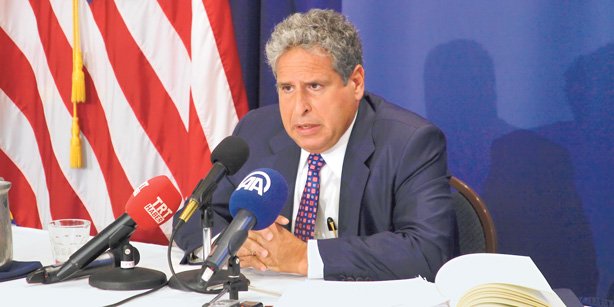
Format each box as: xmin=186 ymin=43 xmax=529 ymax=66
xmin=89 ymin=267 xmax=167 ymax=290
xmin=168 ymin=269 xmax=248 ymax=294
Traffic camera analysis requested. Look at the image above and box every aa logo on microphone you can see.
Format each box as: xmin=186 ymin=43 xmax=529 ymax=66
xmin=236 ymin=171 xmax=271 ymax=196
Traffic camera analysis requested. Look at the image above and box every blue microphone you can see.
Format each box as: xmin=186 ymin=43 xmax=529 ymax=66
xmin=199 ymin=168 xmax=288 ymax=284
xmin=229 ymin=169 xmax=288 ymax=230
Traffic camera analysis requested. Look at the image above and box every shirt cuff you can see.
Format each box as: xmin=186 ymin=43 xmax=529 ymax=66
xmin=307 ymin=239 xmax=324 ymax=279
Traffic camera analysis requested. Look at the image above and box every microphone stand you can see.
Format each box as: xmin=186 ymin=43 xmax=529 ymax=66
xmin=169 ymin=197 xmax=249 ymax=294
xmin=201 ymin=203 xmax=213 ymax=263
xmin=89 ymin=241 xmax=167 ymax=290
xmin=169 ymin=198 xmax=213 ymax=293
xmin=203 ymin=255 xmax=249 ymax=307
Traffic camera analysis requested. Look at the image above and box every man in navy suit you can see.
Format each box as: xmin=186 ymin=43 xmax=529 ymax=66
xmin=175 ymin=9 xmax=456 ymax=281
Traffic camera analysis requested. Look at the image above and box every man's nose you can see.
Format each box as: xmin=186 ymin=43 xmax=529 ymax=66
xmin=293 ymin=88 xmax=311 ymax=114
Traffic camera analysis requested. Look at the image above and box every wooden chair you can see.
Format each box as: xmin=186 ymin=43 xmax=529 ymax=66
xmin=449 ymin=176 xmax=497 ymax=254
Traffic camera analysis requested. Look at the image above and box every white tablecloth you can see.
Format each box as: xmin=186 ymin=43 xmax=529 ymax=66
xmin=4 ymin=226 xmax=304 ymax=306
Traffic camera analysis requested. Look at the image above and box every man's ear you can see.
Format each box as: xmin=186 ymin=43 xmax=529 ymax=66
xmin=349 ymin=65 xmax=365 ymax=100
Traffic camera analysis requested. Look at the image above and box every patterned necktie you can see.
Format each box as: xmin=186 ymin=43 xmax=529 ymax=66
xmin=294 ymin=153 xmax=326 ymax=241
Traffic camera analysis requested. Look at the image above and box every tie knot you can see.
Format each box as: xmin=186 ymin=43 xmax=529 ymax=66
xmin=308 ymin=153 xmax=326 ymax=170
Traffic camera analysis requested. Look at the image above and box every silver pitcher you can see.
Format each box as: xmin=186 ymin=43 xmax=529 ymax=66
xmin=0 ymin=178 xmax=12 ymax=271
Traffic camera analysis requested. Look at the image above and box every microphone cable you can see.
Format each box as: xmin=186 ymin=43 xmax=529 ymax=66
xmin=100 ymin=211 xmax=192 ymax=306
xmin=167 ymin=221 xmax=208 ymax=294
xmin=102 ymin=281 xmax=169 ymax=307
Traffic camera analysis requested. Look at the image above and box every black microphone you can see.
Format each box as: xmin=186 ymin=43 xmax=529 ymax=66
xmin=199 ymin=168 xmax=288 ymax=285
xmin=175 ymin=136 xmax=249 ymax=229
xmin=54 ymin=176 xmax=181 ymax=281
xmin=26 ymin=247 xmax=138 ymax=284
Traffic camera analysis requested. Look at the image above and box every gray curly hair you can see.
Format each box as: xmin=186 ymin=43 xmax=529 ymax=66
xmin=265 ymin=9 xmax=363 ymax=84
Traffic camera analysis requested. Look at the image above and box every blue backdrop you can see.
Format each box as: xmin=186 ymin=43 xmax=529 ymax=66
xmin=230 ymin=0 xmax=613 ymax=300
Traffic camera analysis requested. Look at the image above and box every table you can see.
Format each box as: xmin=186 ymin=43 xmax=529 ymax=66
xmin=4 ymin=226 xmax=304 ymax=306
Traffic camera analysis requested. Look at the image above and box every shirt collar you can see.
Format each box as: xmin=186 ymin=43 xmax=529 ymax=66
xmin=299 ymin=112 xmax=358 ymax=177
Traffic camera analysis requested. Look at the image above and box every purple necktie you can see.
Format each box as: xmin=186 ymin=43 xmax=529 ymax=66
xmin=294 ymin=153 xmax=326 ymax=241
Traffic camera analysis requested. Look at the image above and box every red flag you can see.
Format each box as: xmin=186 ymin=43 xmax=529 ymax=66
xmin=0 ymin=0 xmax=248 ymax=244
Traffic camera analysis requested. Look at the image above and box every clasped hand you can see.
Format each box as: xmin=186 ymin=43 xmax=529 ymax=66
xmin=237 ymin=215 xmax=308 ymax=275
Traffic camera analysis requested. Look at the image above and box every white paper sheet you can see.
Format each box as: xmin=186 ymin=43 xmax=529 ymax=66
xmin=276 ymin=277 xmax=448 ymax=307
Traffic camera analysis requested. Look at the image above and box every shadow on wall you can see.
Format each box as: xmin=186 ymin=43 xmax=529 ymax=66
xmin=424 ymin=39 xmax=514 ymax=193
xmin=482 ymin=130 xmax=597 ymax=298
xmin=423 ymin=39 xmax=598 ymax=297
xmin=537 ymin=42 xmax=614 ymax=300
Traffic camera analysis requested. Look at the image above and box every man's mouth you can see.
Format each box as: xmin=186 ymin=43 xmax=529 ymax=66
xmin=295 ymin=123 xmax=320 ymax=134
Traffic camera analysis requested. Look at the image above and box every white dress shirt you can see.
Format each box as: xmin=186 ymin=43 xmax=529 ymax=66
xmin=293 ymin=114 xmax=357 ymax=279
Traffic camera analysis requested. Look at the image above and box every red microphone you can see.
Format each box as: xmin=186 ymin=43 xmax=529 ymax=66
xmin=126 ymin=175 xmax=182 ymax=229
xmin=55 ymin=175 xmax=181 ymax=281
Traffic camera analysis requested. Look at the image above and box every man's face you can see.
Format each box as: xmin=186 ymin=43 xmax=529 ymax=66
xmin=275 ymin=47 xmax=364 ymax=153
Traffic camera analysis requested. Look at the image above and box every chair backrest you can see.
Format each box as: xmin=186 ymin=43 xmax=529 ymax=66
xmin=449 ymin=176 xmax=497 ymax=254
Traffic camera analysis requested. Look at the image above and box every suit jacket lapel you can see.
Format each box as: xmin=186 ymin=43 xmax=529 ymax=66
xmin=339 ymin=97 xmax=375 ymax=236
xmin=269 ymin=130 xmax=300 ymax=231
xmin=264 ymin=96 xmax=376 ymax=235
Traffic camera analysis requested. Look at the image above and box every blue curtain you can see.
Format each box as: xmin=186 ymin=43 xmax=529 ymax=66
xmin=229 ymin=0 xmax=341 ymax=109
xmin=230 ymin=0 xmax=614 ymax=300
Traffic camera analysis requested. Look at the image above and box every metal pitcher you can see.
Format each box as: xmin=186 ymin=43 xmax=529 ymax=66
xmin=0 ymin=178 xmax=12 ymax=271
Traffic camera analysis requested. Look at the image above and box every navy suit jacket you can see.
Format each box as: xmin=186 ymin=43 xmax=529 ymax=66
xmin=174 ymin=92 xmax=457 ymax=281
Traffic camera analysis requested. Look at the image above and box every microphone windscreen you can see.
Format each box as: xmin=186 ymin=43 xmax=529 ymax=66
xmin=210 ymin=136 xmax=249 ymax=175
xmin=125 ymin=175 xmax=182 ymax=229
xmin=229 ymin=168 xmax=288 ymax=230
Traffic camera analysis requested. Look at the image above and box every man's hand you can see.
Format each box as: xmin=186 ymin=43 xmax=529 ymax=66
xmin=237 ymin=215 xmax=308 ymax=275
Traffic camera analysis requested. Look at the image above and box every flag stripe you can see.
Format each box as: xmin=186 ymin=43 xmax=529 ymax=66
xmin=49 ymin=0 xmax=175 ymax=190
xmin=32 ymin=0 xmax=167 ymax=243
xmin=191 ymin=0 xmax=240 ymax=150
xmin=31 ymin=0 xmax=121 ymax=232
xmin=0 ymin=91 xmax=43 ymax=229
xmin=116 ymin=0 xmax=192 ymax=131
xmin=158 ymin=0 xmax=192 ymax=56
xmin=89 ymin=1 xmax=193 ymax=195
xmin=81 ymin=0 xmax=178 ymax=242
xmin=202 ymin=0 xmax=249 ymax=119
xmin=0 ymin=0 xmax=248 ymax=245
xmin=0 ymin=23 xmax=95 ymax=230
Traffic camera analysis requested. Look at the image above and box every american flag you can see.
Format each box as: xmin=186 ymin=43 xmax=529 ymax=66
xmin=0 ymin=0 xmax=248 ymax=244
